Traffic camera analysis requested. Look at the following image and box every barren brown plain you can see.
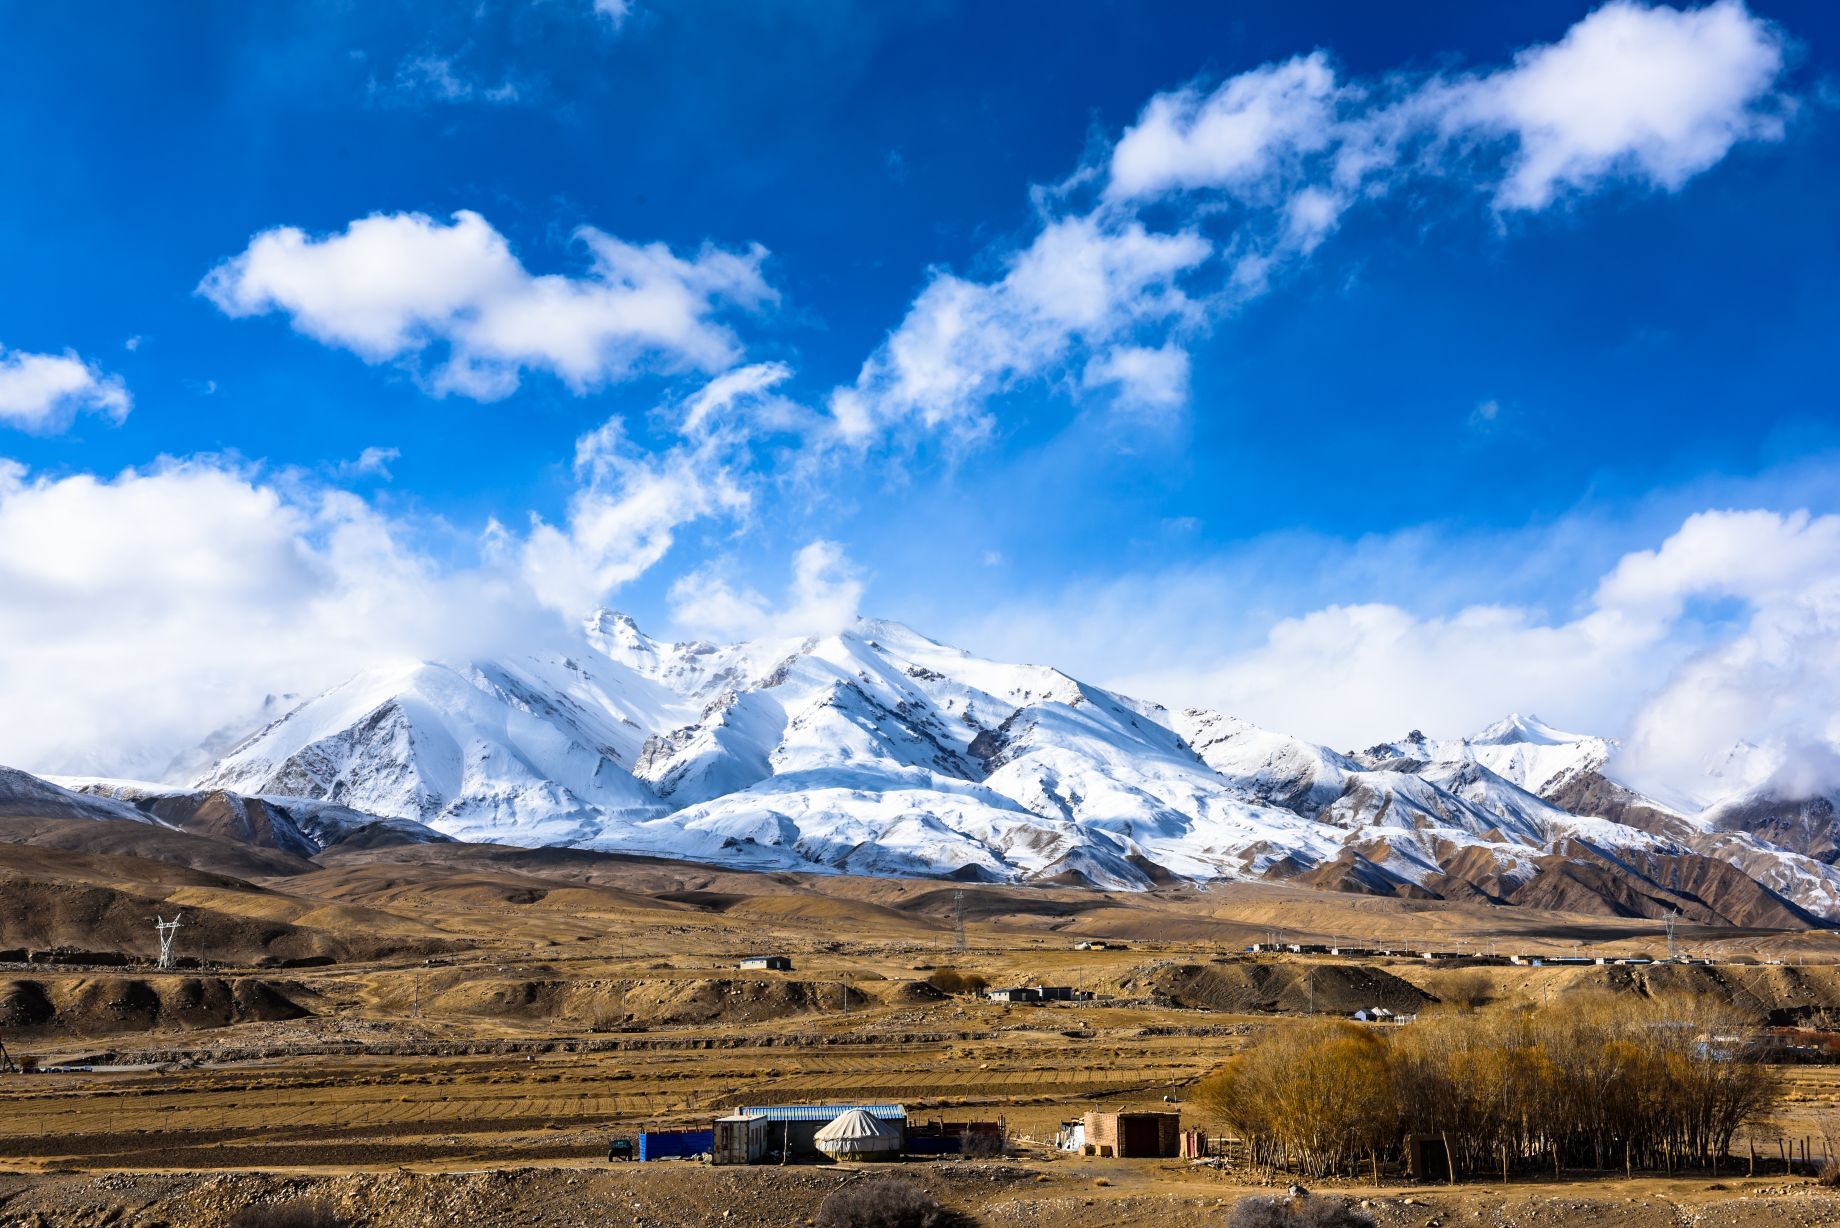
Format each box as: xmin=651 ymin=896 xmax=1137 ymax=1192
xmin=9 ymin=833 xmax=1840 ymax=1224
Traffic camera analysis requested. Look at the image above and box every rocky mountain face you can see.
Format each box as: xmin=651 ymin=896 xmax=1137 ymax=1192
xmin=19 ymin=610 xmax=1840 ymax=923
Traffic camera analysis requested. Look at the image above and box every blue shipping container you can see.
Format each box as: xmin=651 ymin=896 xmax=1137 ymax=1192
xmin=638 ymin=1129 xmax=713 ymax=1161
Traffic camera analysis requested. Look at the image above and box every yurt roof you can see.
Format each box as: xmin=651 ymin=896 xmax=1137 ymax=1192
xmin=814 ymin=1108 xmax=900 ymax=1143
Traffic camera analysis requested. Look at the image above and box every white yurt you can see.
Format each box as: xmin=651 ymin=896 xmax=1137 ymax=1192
xmin=813 ymin=1108 xmax=903 ymax=1162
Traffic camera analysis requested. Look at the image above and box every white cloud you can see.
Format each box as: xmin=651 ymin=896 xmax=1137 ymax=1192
xmin=678 ymin=361 xmax=798 ymax=437
xmin=1082 ymin=343 xmax=1191 ymax=413
xmin=833 ymin=2 xmax=1793 ymax=444
xmin=515 ymin=362 xmax=815 ymax=618
xmin=1438 ymin=0 xmax=1790 ymax=210
xmin=831 ymin=216 xmax=1208 ymax=441
xmin=375 ymin=54 xmax=521 ymax=107
xmin=335 ymin=446 xmax=401 ymax=480
xmin=592 ymin=0 xmax=634 ymax=30
xmin=518 ymin=418 xmax=752 ymax=619
xmin=200 ymin=210 xmax=774 ymax=400
xmin=1106 ymin=53 xmax=1342 ymax=203
xmin=669 ymin=539 xmax=865 ymax=640
xmin=0 ymin=345 xmax=132 ymax=431
xmin=0 ymin=360 xmax=806 ymax=776
xmin=1601 ymin=510 xmax=1840 ymax=795
xmin=0 ymin=458 xmax=543 ymax=778
xmin=938 ymin=504 xmax=1840 ymax=803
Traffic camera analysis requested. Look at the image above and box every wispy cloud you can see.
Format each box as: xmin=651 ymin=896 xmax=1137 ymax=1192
xmin=334 ymin=446 xmax=401 ymax=480
xmin=670 ymin=539 xmax=865 ymax=640
xmin=372 ymin=53 xmax=522 ymax=107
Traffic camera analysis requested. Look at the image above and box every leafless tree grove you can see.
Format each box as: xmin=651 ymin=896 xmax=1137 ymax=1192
xmin=1190 ymin=994 xmax=1782 ymax=1180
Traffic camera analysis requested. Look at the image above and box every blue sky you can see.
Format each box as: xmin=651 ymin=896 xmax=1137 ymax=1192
xmin=1 ymin=0 xmax=1837 ymax=788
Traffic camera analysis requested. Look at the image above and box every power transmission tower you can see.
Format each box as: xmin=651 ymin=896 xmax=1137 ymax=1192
xmin=953 ymin=891 xmax=967 ymax=954
xmin=154 ymin=914 xmax=182 ymax=970
xmin=1664 ymin=912 xmax=1679 ymax=961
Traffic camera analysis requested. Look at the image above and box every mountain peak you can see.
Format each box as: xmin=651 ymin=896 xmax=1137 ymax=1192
xmin=1470 ymin=712 xmax=1591 ymax=747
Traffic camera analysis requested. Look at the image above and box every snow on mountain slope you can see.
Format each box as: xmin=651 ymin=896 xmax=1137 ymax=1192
xmin=1352 ymin=714 xmax=1611 ymax=797
xmin=615 ymin=619 xmax=1337 ymax=886
xmin=1172 ymin=710 xmax=1359 ymax=815
xmin=1463 ymin=713 xmax=1612 ymax=794
xmin=197 ymin=654 xmax=679 ymax=845
xmin=122 ymin=609 xmax=1837 ymax=921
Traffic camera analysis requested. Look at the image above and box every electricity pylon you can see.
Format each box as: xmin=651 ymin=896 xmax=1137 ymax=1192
xmin=154 ymin=914 xmax=182 ymax=970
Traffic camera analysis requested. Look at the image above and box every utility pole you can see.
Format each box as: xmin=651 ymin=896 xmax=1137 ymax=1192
xmin=154 ymin=914 xmax=182 ymax=970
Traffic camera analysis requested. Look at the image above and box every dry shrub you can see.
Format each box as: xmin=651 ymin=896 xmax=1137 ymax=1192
xmin=958 ymin=1129 xmax=1005 ymax=1159
xmin=1437 ymin=970 xmax=1493 ymax=1013
xmin=228 ymin=1200 xmax=344 ymax=1228
xmin=1198 ymin=994 xmax=1781 ymax=1178
xmin=1227 ymin=1195 xmax=1375 ymax=1228
xmin=926 ymin=969 xmax=988 ymax=996
xmin=814 ymin=1178 xmax=957 ymax=1228
xmin=1818 ymin=1158 xmax=1840 ymax=1187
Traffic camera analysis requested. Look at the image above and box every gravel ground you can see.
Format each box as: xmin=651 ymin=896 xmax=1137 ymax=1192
xmin=4 ymin=1165 xmax=1840 ymax=1228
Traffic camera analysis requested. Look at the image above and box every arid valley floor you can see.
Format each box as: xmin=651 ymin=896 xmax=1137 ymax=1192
xmin=9 ymin=823 xmax=1840 ymax=1225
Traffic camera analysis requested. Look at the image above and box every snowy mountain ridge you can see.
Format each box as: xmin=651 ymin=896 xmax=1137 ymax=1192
xmin=39 ymin=609 xmax=1840 ymax=923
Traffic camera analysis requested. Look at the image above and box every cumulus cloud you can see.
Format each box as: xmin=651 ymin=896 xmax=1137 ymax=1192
xmin=1435 ymin=0 xmax=1790 ymax=210
xmin=0 ymin=358 xmax=809 ymax=776
xmin=940 ymin=505 xmax=1840 ymax=804
xmin=0 ymin=345 xmax=132 ymax=431
xmin=200 ymin=210 xmax=774 ymax=400
xmin=669 ymin=539 xmax=865 ymax=640
xmin=1605 ymin=510 xmax=1840 ymax=796
xmin=0 ymin=458 xmax=542 ymax=777
xmin=835 ymin=1 xmax=1793 ymax=444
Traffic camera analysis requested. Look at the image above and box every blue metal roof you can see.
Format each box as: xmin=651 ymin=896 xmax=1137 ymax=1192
xmin=739 ymin=1104 xmax=906 ymax=1122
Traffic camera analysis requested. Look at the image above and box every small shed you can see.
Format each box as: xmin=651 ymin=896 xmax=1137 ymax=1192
xmin=1081 ymin=1110 xmax=1180 ymax=1158
xmin=740 ymin=955 xmax=792 ymax=971
xmin=1405 ymin=1133 xmax=1451 ymax=1181
xmin=814 ymin=1108 xmax=903 ymax=1162
xmin=712 ymin=1113 xmax=768 ymax=1166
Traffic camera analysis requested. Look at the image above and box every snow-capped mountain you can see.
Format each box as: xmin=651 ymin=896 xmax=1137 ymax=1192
xmin=197 ymin=654 xmax=684 ymax=845
xmin=25 ymin=609 xmax=1836 ymax=923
